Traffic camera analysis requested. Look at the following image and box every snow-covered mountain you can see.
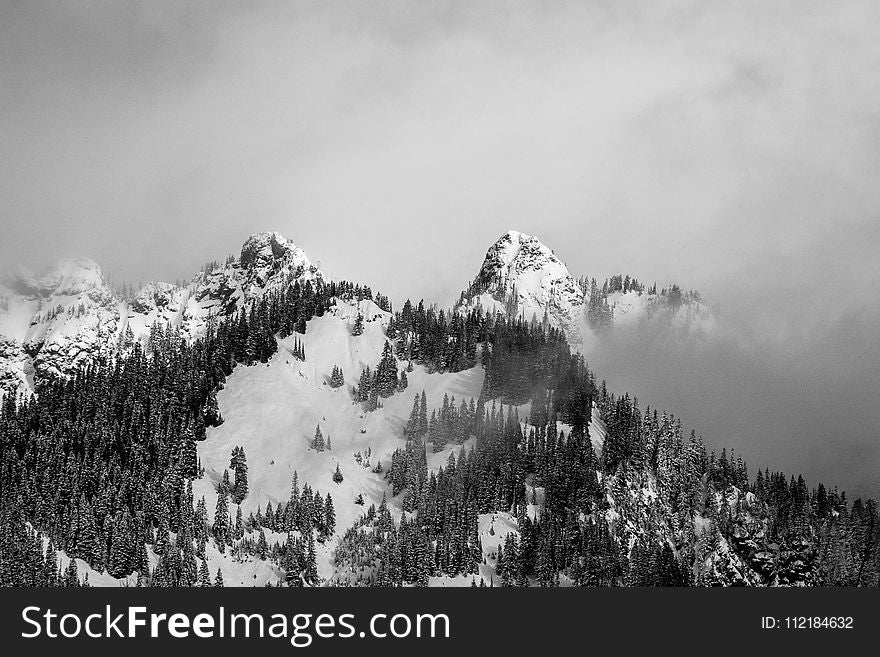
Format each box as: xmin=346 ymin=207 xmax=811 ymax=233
xmin=457 ymin=230 xmax=587 ymax=344
xmin=458 ymin=230 xmax=716 ymax=352
xmin=43 ymin=289 xmax=607 ymax=587
xmin=0 ymin=258 xmax=122 ymax=389
xmin=1 ymin=229 xmax=719 ymax=397
xmin=3 ymin=228 xmax=841 ymax=590
xmin=457 ymin=230 xmax=717 ymax=349
xmin=0 ymin=231 xmax=323 ymax=395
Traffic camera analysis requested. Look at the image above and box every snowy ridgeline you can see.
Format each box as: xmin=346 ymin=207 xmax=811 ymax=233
xmin=9 ymin=229 xmax=780 ymax=589
xmin=0 ymin=232 xmax=322 ymax=394
xmin=456 ymin=230 xmax=717 ymax=351
xmin=0 ymin=229 xmax=715 ymax=399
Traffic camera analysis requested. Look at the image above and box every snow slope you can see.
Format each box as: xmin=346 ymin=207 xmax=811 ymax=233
xmin=192 ymin=297 xmax=487 ymax=581
xmin=190 ymin=294 xmax=606 ymax=585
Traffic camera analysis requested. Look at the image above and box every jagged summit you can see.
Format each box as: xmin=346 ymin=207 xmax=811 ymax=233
xmin=0 ymin=231 xmax=326 ymax=395
xmin=230 ymin=230 xmax=322 ymax=292
xmin=239 ymin=231 xmax=307 ymax=269
xmin=459 ymin=230 xmax=586 ymax=343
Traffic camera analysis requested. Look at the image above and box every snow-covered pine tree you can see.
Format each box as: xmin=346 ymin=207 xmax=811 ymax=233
xmin=312 ymin=424 xmax=325 ymax=452
xmin=329 ymin=365 xmax=345 ymax=388
xmin=351 ymin=312 xmax=364 ymax=336
xmin=230 ymin=446 xmax=249 ymax=504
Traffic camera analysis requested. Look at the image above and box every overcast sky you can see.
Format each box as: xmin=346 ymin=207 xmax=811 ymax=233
xmin=1 ymin=1 xmax=879 ymax=494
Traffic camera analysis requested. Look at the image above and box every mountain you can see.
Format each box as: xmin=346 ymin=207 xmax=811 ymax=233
xmin=0 ymin=229 xmax=716 ymax=397
xmin=457 ymin=231 xmax=586 ymax=344
xmin=1 ymin=229 xmax=870 ymax=590
xmin=456 ymin=231 xmax=716 ymax=352
xmin=0 ymin=231 xmax=323 ymax=396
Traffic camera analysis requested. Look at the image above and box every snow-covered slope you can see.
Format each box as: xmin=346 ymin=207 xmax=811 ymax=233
xmin=0 ymin=231 xmax=324 ymax=396
xmin=610 ymin=289 xmax=714 ymax=331
xmin=457 ymin=231 xmax=586 ymax=344
xmin=189 ymin=294 xmax=607 ymax=586
xmin=191 ymin=297 xmax=487 ymax=582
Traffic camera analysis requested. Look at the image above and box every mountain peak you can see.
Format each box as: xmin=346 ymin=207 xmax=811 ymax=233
xmin=479 ymin=231 xmax=564 ymax=282
xmin=460 ymin=231 xmax=585 ymax=343
xmin=239 ymin=231 xmax=303 ymax=268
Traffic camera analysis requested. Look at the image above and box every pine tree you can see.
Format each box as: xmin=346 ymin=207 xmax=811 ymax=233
xmin=198 ymin=559 xmax=211 ymax=586
xmin=230 ymin=446 xmax=249 ymax=504
xmin=376 ymin=341 xmax=399 ymax=397
xmin=333 ymin=464 xmax=344 ymax=484
xmin=213 ymin=488 xmax=230 ymax=551
xmin=312 ymin=424 xmax=325 ymax=452
xmin=352 ymin=312 xmax=364 ymax=336
xmin=304 ymin=533 xmax=318 ymax=584
xmin=257 ymin=530 xmax=268 ymax=559
xmin=324 ymin=494 xmax=336 ymax=536
xmin=418 ymin=391 xmax=429 ymax=437
xmin=405 ymin=394 xmax=420 ymax=436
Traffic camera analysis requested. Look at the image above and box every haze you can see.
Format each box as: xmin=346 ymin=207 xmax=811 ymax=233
xmin=1 ymin=1 xmax=878 ymax=495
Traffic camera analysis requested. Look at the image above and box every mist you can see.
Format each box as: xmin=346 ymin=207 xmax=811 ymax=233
xmin=1 ymin=1 xmax=878 ymax=495
xmin=587 ymin=310 xmax=880 ymax=499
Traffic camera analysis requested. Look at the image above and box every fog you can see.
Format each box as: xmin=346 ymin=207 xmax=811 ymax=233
xmin=588 ymin=316 xmax=880 ymax=500
xmin=1 ymin=1 xmax=878 ymax=495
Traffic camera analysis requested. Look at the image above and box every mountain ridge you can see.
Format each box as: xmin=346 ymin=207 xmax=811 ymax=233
xmin=0 ymin=228 xmax=716 ymax=396
xmin=0 ymin=231 xmax=324 ymax=394
xmin=0 ymin=229 xmax=871 ymax=590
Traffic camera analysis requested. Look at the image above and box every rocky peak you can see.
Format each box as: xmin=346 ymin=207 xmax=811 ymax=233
xmin=239 ymin=232 xmax=306 ymax=269
xmin=461 ymin=231 xmax=586 ymax=343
